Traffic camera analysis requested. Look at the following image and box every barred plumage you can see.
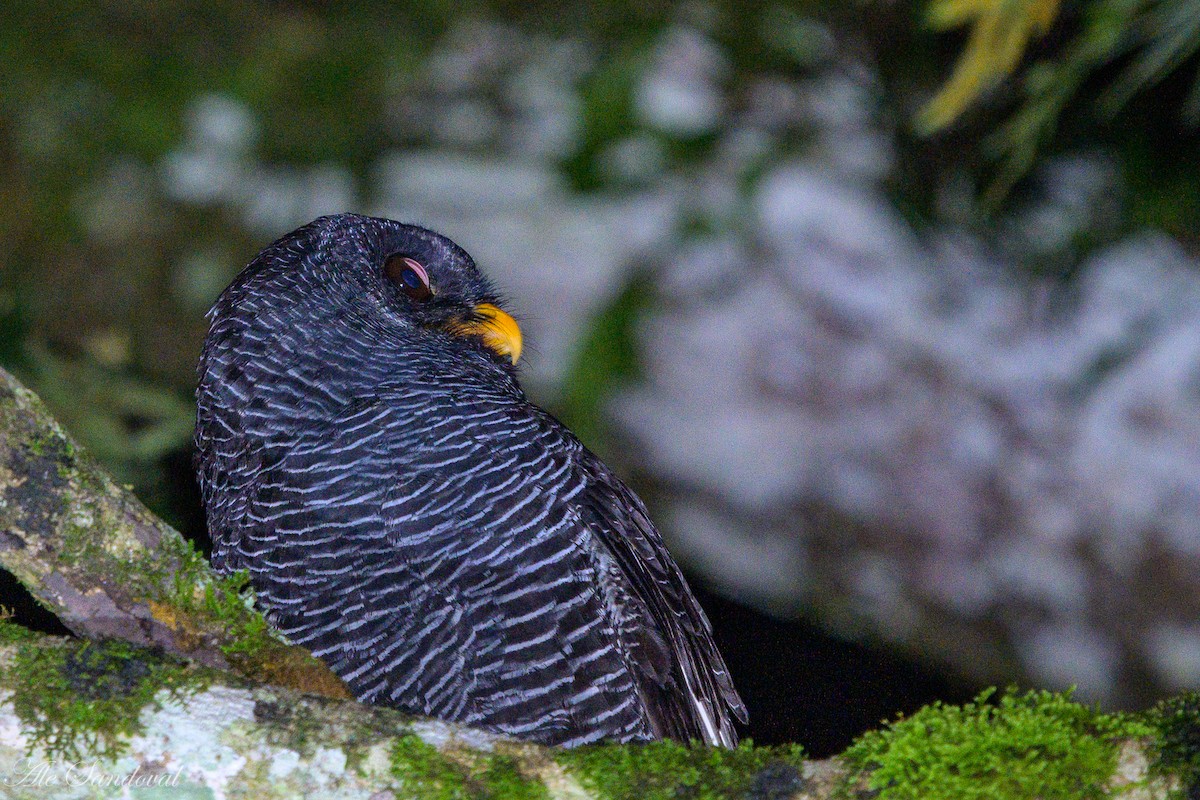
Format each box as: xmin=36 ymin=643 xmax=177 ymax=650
xmin=194 ymin=214 xmax=746 ymax=746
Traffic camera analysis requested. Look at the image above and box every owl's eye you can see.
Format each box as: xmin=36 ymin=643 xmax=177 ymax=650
xmin=385 ymin=255 xmax=432 ymax=302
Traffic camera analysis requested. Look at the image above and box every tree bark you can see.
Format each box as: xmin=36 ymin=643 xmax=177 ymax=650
xmin=0 ymin=366 xmax=348 ymax=699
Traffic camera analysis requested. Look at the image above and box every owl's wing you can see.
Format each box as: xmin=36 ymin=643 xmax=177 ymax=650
xmin=567 ymin=434 xmax=748 ymax=746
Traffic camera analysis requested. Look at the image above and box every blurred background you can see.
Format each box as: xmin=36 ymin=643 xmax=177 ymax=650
xmin=3 ymin=0 xmax=1200 ymax=756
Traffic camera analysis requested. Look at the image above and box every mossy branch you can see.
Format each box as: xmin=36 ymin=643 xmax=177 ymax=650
xmin=0 ymin=366 xmax=1195 ymax=799
xmin=0 ymin=631 xmax=822 ymax=799
xmin=0 ymin=630 xmax=1190 ymax=799
xmin=0 ymin=365 xmax=348 ymax=700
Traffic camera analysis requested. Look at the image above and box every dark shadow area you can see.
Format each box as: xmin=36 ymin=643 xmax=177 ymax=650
xmin=160 ymin=446 xmax=210 ymax=556
xmin=0 ymin=569 xmax=71 ymax=637
xmin=692 ymin=582 xmax=979 ymax=757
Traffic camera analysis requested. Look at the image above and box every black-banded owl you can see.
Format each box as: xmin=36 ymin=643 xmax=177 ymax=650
xmin=194 ymin=214 xmax=746 ymax=747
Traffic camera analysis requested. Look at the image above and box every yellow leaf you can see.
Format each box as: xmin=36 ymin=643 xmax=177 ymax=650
xmin=919 ymin=0 xmax=1062 ymax=134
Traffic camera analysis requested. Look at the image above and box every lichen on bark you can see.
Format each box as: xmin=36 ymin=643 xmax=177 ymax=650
xmin=0 ymin=629 xmax=212 ymax=762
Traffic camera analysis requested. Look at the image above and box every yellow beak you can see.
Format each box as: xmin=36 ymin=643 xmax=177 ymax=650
xmin=458 ymin=303 xmax=522 ymax=364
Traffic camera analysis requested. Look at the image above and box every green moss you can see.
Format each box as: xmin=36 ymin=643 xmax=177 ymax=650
xmin=148 ymin=536 xmax=348 ymax=696
xmin=556 ymin=738 xmax=807 ymax=800
xmin=479 ymin=753 xmax=550 ymax=800
xmin=1149 ymin=691 xmax=1200 ymax=798
xmin=389 ymin=734 xmax=549 ymax=800
xmin=0 ymin=610 xmax=39 ymax=644
xmin=51 ymin=490 xmax=281 ymax=666
xmin=840 ymin=687 xmax=1153 ymax=800
xmin=159 ymin=535 xmax=277 ymax=661
xmin=20 ymin=421 xmax=78 ymax=475
xmin=391 ymin=735 xmax=466 ymax=800
xmin=20 ymin=420 xmax=76 ymax=463
xmin=6 ymin=638 xmax=208 ymax=761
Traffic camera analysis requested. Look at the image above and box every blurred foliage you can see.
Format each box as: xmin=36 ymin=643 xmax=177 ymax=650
xmin=922 ymin=0 xmax=1200 ymax=204
xmin=0 ymin=0 xmax=1198 ymax=527
xmin=0 ymin=0 xmax=467 ymax=524
xmin=918 ymin=0 xmax=1062 ymax=135
xmin=559 ymin=273 xmax=652 ymax=458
